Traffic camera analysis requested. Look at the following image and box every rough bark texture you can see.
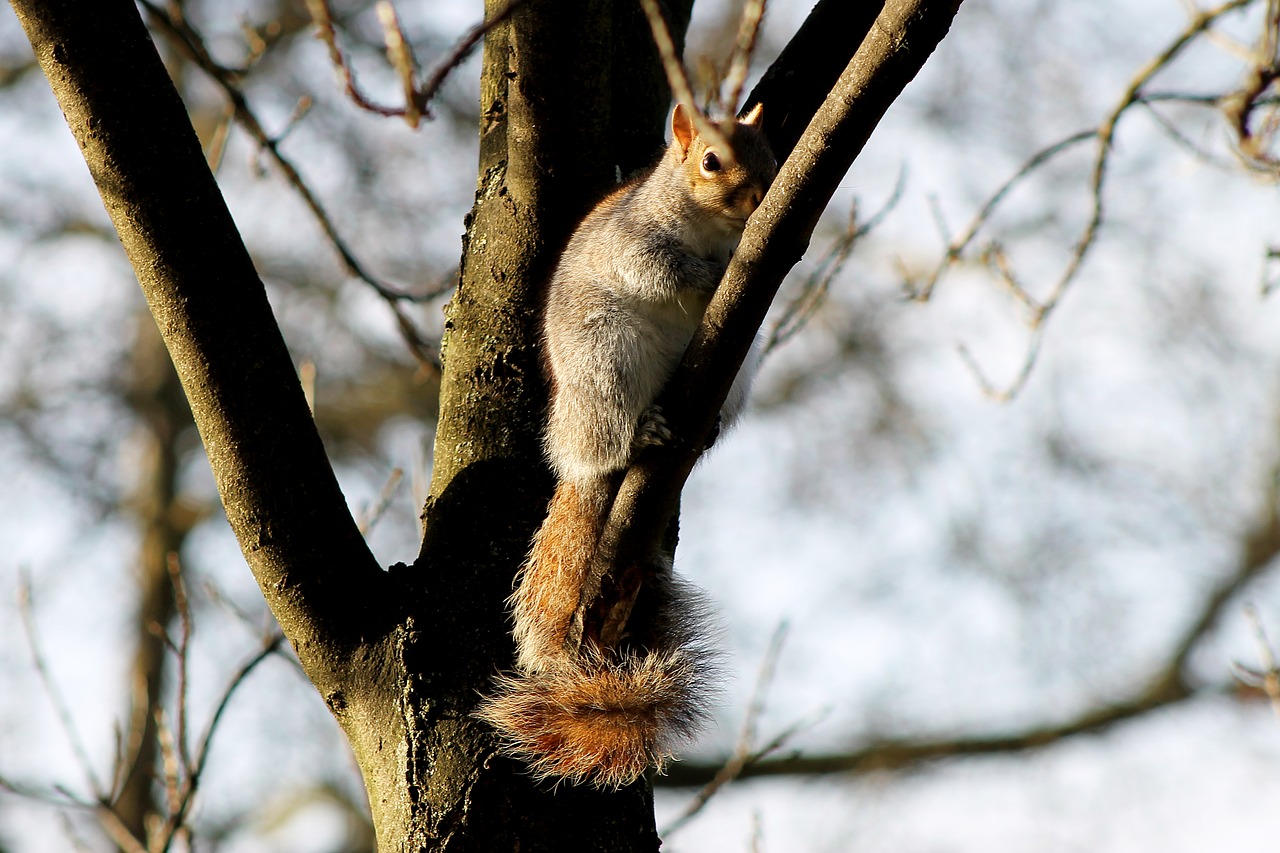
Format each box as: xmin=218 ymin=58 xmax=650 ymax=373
xmin=8 ymin=0 xmax=404 ymax=842
xmin=9 ymin=0 xmax=959 ymax=847
xmin=409 ymin=2 xmax=690 ymax=847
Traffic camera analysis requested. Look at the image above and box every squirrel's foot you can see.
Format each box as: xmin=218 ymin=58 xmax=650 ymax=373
xmin=633 ymin=406 xmax=673 ymax=449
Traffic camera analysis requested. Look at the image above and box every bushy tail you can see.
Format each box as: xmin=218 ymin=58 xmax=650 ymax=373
xmin=477 ymin=648 xmax=711 ymax=788
xmin=480 ymin=478 xmax=715 ymax=788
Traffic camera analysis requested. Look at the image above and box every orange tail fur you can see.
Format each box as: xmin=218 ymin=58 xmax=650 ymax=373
xmin=480 ymin=479 xmax=715 ymax=788
xmin=509 ymin=480 xmax=610 ymax=673
xmin=477 ymin=648 xmax=709 ymax=788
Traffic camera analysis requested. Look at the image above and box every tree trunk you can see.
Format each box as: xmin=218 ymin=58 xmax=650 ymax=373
xmin=8 ymin=0 xmax=960 ymax=847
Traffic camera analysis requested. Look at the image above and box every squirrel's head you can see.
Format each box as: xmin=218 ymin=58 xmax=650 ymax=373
xmin=671 ymin=102 xmax=776 ymax=234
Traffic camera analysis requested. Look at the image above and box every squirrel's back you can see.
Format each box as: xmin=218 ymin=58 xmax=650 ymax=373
xmin=542 ymin=102 xmax=774 ymax=484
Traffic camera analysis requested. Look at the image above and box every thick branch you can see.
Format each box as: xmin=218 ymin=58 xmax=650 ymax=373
xmin=586 ymin=0 xmax=964 ymax=634
xmin=9 ymin=0 xmax=386 ymax=662
xmin=658 ymin=688 xmax=1198 ymax=786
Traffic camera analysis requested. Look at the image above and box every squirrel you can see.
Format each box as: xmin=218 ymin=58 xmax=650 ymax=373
xmin=478 ymin=102 xmax=776 ymax=789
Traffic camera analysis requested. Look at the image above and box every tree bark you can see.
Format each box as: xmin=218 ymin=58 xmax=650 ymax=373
xmin=8 ymin=0 xmax=405 ymax=842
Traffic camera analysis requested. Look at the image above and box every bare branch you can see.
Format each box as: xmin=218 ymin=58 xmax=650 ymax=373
xmin=166 ymin=554 xmax=195 ymax=777
xmin=766 ymin=166 xmax=905 ymax=353
xmin=157 ymin=633 xmax=286 ymax=851
xmin=920 ymin=0 xmax=1259 ymax=400
xmin=376 ymin=2 xmax=420 ymax=127
xmin=154 ymin=705 xmax=183 ymax=826
xmin=1223 ymin=0 xmax=1280 ymax=170
xmin=638 ymin=0 xmax=732 ymax=158
xmin=911 ymin=129 xmax=1097 ymax=303
xmin=413 ymin=1 xmax=526 ymax=118
xmin=306 ymin=0 xmax=526 ymax=127
xmin=13 ymin=0 xmax=392 ymax=699
xmin=138 ymin=0 xmax=445 ymax=375
xmin=306 ymin=0 xmax=403 ymax=119
xmin=661 ymin=623 xmax=790 ymax=836
xmin=661 ymin=450 xmax=1280 ymax=786
xmin=358 ymin=467 xmax=405 ymax=536
xmin=765 ymin=200 xmax=857 ymax=354
xmin=18 ymin=574 xmax=106 ymax=801
xmin=1238 ymin=605 xmax=1280 ymax=719
xmin=722 ymin=0 xmax=768 ymax=114
xmin=1137 ymin=97 xmax=1241 ymax=169
xmin=1065 ymin=0 xmax=1254 ymax=302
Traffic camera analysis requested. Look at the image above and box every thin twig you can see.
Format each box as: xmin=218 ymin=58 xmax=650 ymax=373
xmin=306 ymin=0 xmax=402 ymax=118
xmin=167 ymin=552 xmax=193 ymax=775
xmin=1138 ymin=97 xmax=1241 ymax=169
xmin=158 ymin=633 xmax=286 ymax=852
xmin=765 ymin=201 xmax=856 ymax=353
xmin=661 ymin=623 xmax=792 ymax=837
xmin=358 ymin=467 xmax=405 ymax=536
xmin=413 ymin=0 xmax=527 ymax=117
xmin=1061 ymin=0 xmax=1254 ymax=307
xmin=1224 ymin=0 xmax=1280 ymax=169
xmin=307 ymin=0 xmax=526 ymax=126
xmin=1241 ymin=604 xmax=1280 ymax=719
xmin=911 ymin=129 xmax=1097 ymax=302
xmin=926 ymin=0 xmax=1255 ymax=401
xmin=154 ymin=705 xmax=183 ymax=822
xmin=766 ymin=165 xmax=906 ymax=353
xmin=722 ymin=0 xmax=768 ymax=114
xmin=18 ymin=573 xmax=106 ymax=800
xmin=639 ymin=0 xmax=733 ymax=157
xmin=138 ymin=0 xmax=446 ymax=375
xmin=376 ymin=3 xmax=420 ymax=127
xmin=956 ymin=322 xmax=1046 ymax=403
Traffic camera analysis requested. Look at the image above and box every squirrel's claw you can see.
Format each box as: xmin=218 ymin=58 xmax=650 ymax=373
xmin=633 ymin=405 xmax=673 ymax=449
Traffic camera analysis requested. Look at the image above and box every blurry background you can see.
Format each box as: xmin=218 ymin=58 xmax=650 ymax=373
xmin=2 ymin=0 xmax=1279 ymax=850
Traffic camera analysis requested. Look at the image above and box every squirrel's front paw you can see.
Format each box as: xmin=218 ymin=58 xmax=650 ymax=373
xmin=634 ymin=406 xmax=673 ymax=449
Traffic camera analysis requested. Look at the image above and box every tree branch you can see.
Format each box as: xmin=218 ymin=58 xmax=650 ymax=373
xmin=9 ymin=0 xmax=388 ymax=668
xmin=659 ymin=456 xmax=1280 ymax=786
xmin=138 ymin=0 xmax=445 ymax=374
xmin=582 ymin=0 xmax=965 ymax=648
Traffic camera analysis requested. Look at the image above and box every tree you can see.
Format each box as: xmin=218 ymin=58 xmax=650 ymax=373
xmin=6 ymin=0 xmax=962 ymax=848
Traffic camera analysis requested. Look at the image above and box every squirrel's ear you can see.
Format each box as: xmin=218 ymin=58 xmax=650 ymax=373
xmin=740 ymin=102 xmax=764 ymax=128
xmin=672 ymin=103 xmax=695 ymax=156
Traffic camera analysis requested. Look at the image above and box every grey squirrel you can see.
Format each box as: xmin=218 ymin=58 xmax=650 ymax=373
xmin=478 ymin=103 xmax=776 ymax=788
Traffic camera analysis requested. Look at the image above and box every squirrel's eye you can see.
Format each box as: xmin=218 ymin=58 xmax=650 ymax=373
xmin=701 ymin=152 xmax=721 ymax=173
